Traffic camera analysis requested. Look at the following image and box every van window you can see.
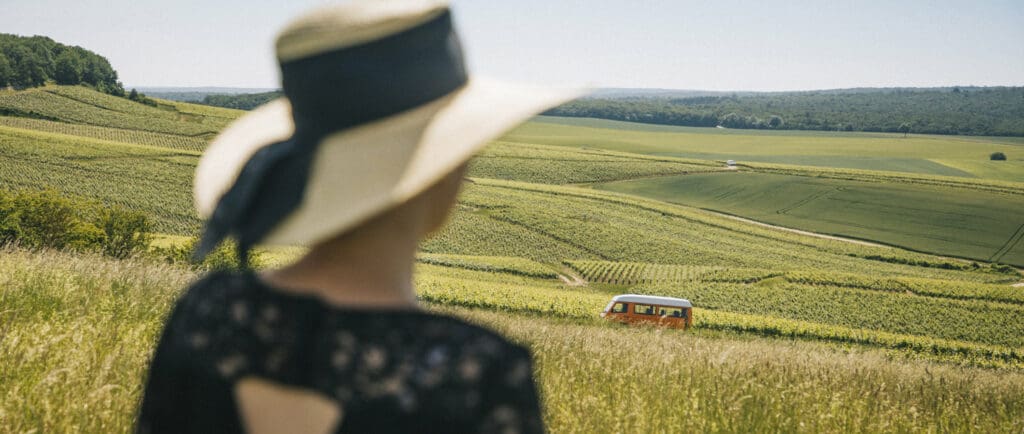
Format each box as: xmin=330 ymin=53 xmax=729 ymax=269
xmin=659 ymin=307 xmax=685 ymax=318
xmin=611 ymin=303 xmax=628 ymax=313
xmin=634 ymin=304 xmax=655 ymax=315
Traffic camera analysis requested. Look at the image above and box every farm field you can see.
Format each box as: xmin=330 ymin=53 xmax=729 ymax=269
xmin=594 ymin=171 xmax=1024 ymax=266
xmin=2 ymin=85 xmax=1024 ymax=432
xmin=506 ymin=116 xmax=1024 ymax=181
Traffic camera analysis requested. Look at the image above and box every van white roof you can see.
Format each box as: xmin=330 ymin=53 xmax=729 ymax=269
xmin=611 ymin=294 xmax=692 ymax=308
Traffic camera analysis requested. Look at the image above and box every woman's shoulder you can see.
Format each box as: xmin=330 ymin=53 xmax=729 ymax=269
xmin=161 ymin=270 xmax=531 ymax=381
xmin=173 ymin=270 xmax=525 ymax=350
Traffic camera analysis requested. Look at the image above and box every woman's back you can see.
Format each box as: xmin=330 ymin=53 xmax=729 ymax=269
xmin=136 ymin=272 xmax=543 ymax=434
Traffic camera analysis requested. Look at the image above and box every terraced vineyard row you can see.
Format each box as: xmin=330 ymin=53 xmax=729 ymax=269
xmin=158 ymin=99 xmax=244 ymax=121
xmin=0 ymin=127 xmax=200 ymax=233
xmin=417 ymin=253 xmax=558 ymax=278
xmin=566 ymin=260 xmax=777 ymax=285
xmin=0 ymin=87 xmax=226 ymax=136
xmin=784 ymin=270 xmax=1024 ymax=305
xmin=0 ymin=117 xmax=207 ymax=152
xmin=640 ymin=281 xmax=1024 ymax=348
xmin=569 ymin=260 xmax=1024 ymax=305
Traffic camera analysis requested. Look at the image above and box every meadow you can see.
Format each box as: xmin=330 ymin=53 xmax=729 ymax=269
xmin=2 ymin=85 xmax=1023 ymax=432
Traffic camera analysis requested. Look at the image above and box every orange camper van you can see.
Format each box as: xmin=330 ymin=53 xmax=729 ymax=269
xmin=600 ymin=294 xmax=693 ymax=329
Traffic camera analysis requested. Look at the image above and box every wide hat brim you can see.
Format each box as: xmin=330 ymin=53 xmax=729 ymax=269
xmin=194 ymin=77 xmax=584 ymax=247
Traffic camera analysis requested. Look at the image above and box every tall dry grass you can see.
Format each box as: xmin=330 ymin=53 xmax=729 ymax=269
xmin=2 ymin=249 xmax=1022 ymax=433
xmin=0 ymin=249 xmax=193 ymax=433
xmin=455 ymin=308 xmax=1024 ymax=433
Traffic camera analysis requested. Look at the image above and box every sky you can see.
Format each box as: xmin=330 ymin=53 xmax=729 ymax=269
xmin=1 ymin=0 xmax=1022 ymax=91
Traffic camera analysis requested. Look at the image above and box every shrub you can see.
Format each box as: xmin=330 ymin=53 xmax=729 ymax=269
xmin=0 ymin=188 xmax=152 ymax=257
xmin=10 ymin=188 xmax=80 ymax=250
xmin=99 ymin=208 xmax=152 ymax=259
xmin=0 ymin=193 xmax=22 ymax=244
xmin=154 ymin=237 xmax=264 ymax=271
xmin=990 ymin=152 xmax=1007 ymax=161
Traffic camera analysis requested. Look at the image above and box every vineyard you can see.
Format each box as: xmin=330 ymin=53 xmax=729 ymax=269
xmin=2 ymin=86 xmax=1024 ymax=431
xmin=0 ymin=86 xmax=232 ymax=136
xmin=0 ymin=117 xmax=207 ymax=152
xmin=570 ymin=260 xmax=1023 ymax=305
xmin=430 ymin=179 xmax=1016 ymax=283
xmin=566 ymin=261 xmax=777 ymax=284
xmin=416 ymin=253 xmax=559 ymax=278
xmin=0 ymin=126 xmax=200 ymax=233
xmin=469 ymin=141 xmax=723 ymax=184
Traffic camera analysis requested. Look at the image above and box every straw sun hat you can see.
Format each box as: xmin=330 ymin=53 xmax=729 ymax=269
xmin=193 ymin=0 xmax=582 ymax=261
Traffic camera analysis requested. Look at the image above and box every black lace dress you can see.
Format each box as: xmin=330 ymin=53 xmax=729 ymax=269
xmin=135 ymin=271 xmax=545 ymax=433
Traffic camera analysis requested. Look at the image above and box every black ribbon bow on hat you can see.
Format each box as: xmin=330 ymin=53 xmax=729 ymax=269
xmin=194 ymin=10 xmax=468 ymax=266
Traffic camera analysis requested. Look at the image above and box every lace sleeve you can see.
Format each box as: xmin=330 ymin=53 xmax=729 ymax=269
xmin=477 ymin=345 xmax=546 ymax=434
xmin=134 ymin=302 xmax=192 ymax=434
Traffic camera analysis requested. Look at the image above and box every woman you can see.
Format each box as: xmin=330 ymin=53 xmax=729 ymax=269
xmin=135 ymin=1 xmax=580 ymax=433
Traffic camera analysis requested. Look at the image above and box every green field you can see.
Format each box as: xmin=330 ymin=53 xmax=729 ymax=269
xmin=2 ymin=86 xmax=1024 ymax=432
xmin=594 ymin=171 xmax=1024 ymax=266
xmin=506 ymin=116 xmax=1024 ymax=181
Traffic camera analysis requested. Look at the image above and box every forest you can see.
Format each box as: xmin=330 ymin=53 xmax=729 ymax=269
xmin=200 ymin=91 xmax=281 ymax=110
xmin=0 ymin=33 xmax=124 ymax=95
xmin=545 ymin=87 xmax=1024 ymax=137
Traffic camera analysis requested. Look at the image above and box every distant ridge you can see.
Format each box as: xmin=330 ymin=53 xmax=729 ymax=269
xmin=587 ymin=86 xmax=1019 ymax=99
xmin=552 ymin=86 xmax=1024 ymax=137
xmin=136 ymin=87 xmax=280 ymax=103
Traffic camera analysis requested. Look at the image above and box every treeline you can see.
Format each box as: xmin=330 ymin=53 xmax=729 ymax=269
xmin=546 ymin=87 xmax=1024 ymax=136
xmin=201 ymin=91 xmax=281 ymax=110
xmin=0 ymin=34 xmax=124 ymax=95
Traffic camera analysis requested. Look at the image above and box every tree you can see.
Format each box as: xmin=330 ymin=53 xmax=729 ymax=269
xmin=990 ymin=152 xmax=1007 ymax=161
xmin=0 ymin=53 xmax=11 ymax=88
xmin=53 ymin=50 xmax=83 ymax=84
xmin=767 ymin=115 xmax=783 ymax=128
xmin=898 ymin=123 xmax=910 ymax=138
xmin=129 ymin=88 xmax=139 ymax=101
xmin=720 ymin=113 xmax=742 ymax=128
xmin=2 ymin=44 xmax=47 ymax=88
